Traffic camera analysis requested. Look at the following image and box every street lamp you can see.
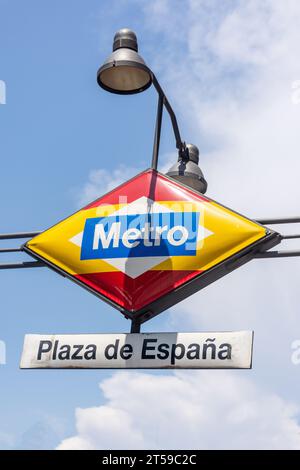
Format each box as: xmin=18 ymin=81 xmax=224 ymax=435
xmin=97 ymin=28 xmax=207 ymax=194
xmin=97 ymin=29 xmax=152 ymax=95
xmin=1 ymin=29 xmax=300 ymax=272
xmin=166 ymin=143 xmax=207 ymax=194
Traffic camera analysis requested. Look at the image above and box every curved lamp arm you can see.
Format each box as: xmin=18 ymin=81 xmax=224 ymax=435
xmin=150 ymin=72 xmax=186 ymax=170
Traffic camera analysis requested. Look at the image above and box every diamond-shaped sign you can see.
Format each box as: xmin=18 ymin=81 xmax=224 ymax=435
xmin=24 ymin=170 xmax=281 ymax=321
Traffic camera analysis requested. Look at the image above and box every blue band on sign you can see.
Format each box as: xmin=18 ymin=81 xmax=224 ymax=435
xmin=80 ymin=212 xmax=200 ymax=260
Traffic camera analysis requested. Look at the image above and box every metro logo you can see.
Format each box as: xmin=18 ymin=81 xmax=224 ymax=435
xmin=81 ymin=212 xmax=200 ymax=260
xmin=24 ymin=169 xmax=280 ymax=319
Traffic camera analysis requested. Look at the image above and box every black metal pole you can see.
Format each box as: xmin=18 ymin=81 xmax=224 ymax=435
xmin=282 ymin=234 xmax=300 ymax=239
xmin=255 ymin=250 xmax=300 ymax=258
xmin=130 ymin=319 xmax=141 ymax=333
xmin=0 ymin=261 xmax=45 ymax=269
xmin=256 ymin=217 xmax=300 ymax=225
xmin=151 ymin=74 xmax=184 ymax=155
xmin=0 ymin=248 xmax=22 ymax=253
xmin=0 ymin=231 xmax=41 ymax=240
xmin=151 ymin=94 xmax=163 ymax=170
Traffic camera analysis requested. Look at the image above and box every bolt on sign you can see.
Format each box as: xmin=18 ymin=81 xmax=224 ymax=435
xmin=23 ymin=170 xmax=281 ymax=322
xmin=20 ymin=331 xmax=254 ymax=369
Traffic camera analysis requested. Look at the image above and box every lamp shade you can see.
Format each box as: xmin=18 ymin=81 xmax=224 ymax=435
xmin=97 ymin=29 xmax=152 ymax=95
xmin=166 ymin=144 xmax=208 ymax=194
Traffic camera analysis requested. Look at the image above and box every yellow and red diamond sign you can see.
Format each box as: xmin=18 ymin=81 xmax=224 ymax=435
xmin=24 ymin=170 xmax=280 ymax=321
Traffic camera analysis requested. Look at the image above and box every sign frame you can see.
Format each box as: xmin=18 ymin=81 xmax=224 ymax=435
xmin=23 ymin=169 xmax=281 ymax=323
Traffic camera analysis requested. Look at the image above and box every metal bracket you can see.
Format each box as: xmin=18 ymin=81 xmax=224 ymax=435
xmin=255 ymin=217 xmax=300 ymax=258
xmin=130 ymin=319 xmax=141 ymax=333
xmin=0 ymin=231 xmax=44 ymax=269
xmin=0 ymin=261 xmax=44 ymax=269
xmin=151 ymin=73 xmax=187 ymax=170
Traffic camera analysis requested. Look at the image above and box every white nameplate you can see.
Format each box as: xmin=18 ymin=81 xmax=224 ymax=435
xmin=20 ymin=331 xmax=253 ymax=369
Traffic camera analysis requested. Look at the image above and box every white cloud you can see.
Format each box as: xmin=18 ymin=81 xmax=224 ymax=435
xmin=77 ymin=153 xmax=176 ymax=208
xmin=57 ymin=371 xmax=300 ymax=450
xmin=77 ymin=165 xmax=140 ymax=207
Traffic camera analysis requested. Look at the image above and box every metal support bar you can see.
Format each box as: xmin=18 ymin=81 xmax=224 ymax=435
xmin=130 ymin=319 xmax=141 ymax=333
xmin=255 ymin=250 xmax=300 ymax=258
xmin=151 ymin=94 xmax=163 ymax=170
xmin=0 ymin=261 xmax=45 ymax=269
xmin=256 ymin=217 xmax=300 ymax=225
xmin=254 ymin=218 xmax=300 ymax=256
xmin=151 ymin=74 xmax=184 ymax=154
xmin=282 ymin=234 xmax=300 ymax=240
xmin=0 ymin=248 xmax=22 ymax=253
xmin=0 ymin=231 xmax=41 ymax=240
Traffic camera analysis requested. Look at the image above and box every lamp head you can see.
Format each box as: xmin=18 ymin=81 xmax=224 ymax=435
xmin=166 ymin=144 xmax=208 ymax=194
xmin=97 ymin=29 xmax=152 ymax=95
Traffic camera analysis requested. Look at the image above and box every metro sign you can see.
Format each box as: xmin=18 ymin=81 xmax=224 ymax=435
xmin=24 ymin=170 xmax=281 ymax=322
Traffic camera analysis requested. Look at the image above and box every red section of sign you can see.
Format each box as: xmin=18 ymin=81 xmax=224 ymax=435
xmin=83 ymin=170 xmax=208 ymax=210
xmin=75 ymin=269 xmax=200 ymax=312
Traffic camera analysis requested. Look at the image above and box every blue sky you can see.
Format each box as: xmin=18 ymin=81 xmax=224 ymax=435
xmin=1 ymin=0 xmax=300 ymax=449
